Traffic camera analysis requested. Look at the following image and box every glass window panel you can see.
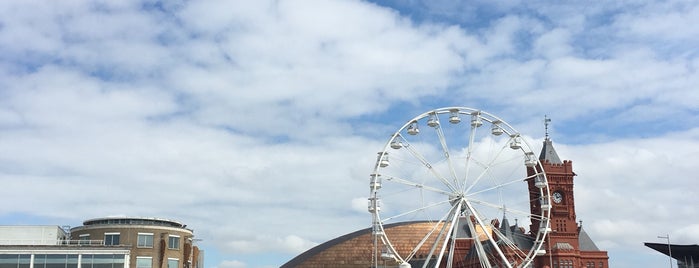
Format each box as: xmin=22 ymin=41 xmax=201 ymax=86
xmin=35 ymin=254 xmax=47 ymax=268
xmin=79 ymin=234 xmax=90 ymax=245
xmin=167 ymin=259 xmax=178 ymax=268
xmin=0 ymin=254 xmax=18 ymax=263
xmin=92 ymin=255 xmax=114 ymax=268
xmin=66 ymin=255 xmax=78 ymax=268
xmin=46 ymin=254 xmax=67 ymax=268
xmin=137 ymin=234 xmax=153 ymax=248
xmin=136 ymin=257 xmax=152 ymax=268
xmin=82 ymin=255 xmax=94 ymax=268
xmin=168 ymin=236 xmax=180 ymax=250
xmin=19 ymin=255 xmax=30 ymax=268
xmin=0 ymin=254 xmax=19 ymax=268
xmin=112 ymin=255 xmax=124 ymax=266
xmin=104 ymin=234 xmax=120 ymax=246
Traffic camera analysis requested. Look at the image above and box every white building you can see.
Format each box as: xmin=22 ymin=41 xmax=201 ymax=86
xmin=0 ymin=225 xmax=130 ymax=268
xmin=0 ymin=226 xmax=68 ymax=246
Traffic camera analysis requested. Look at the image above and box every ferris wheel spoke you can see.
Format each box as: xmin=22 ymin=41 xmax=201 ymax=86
xmin=432 ymin=117 xmax=461 ymax=191
xmin=464 ymin=200 xmax=514 ymax=268
xmin=381 ymin=198 xmax=454 ymax=223
xmin=463 ymin=141 xmax=511 ymax=194
xmin=421 ymin=200 xmax=461 ymax=268
xmin=462 ymin=208 xmax=493 ymax=268
xmin=433 ymin=201 xmax=462 ymax=268
xmin=445 ymin=203 xmax=462 ymax=268
xmin=466 ymin=198 xmax=536 ymax=219
xmin=404 ymin=205 xmax=455 ymax=261
xmin=491 ymin=227 xmax=527 ymax=261
xmin=460 ymin=121 xmax=480 ymax=193
xmin=382 ymin=174 xmax=455 ymax=196
xmin=400 ymin=138 xmax=458 ymax=192
xmin=465 ymin=172 xmax=537 ymax=197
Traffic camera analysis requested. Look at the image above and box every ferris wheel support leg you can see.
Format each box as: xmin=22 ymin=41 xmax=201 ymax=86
xmin=465 ymin=201 xmax=513 ymax=268
xmin=433 ymin=201 xmax=462 ymax=268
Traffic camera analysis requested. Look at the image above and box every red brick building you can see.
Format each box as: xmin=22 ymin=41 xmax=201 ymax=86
xmin=527 ymin=137 xmax=609 ymax=268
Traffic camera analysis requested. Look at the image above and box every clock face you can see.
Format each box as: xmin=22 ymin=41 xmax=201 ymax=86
xmin=552 ymin=192 xmax=563 ymax=203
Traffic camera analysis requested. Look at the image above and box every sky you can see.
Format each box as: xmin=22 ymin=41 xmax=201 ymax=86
xmin=0 ymin=0 xmax=698 ymax=267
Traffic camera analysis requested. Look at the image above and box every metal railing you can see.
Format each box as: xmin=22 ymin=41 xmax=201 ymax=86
xmin=0 ymin=239 xmax=106 ymax=246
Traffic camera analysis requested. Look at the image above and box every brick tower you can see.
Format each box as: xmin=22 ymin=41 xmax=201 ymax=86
xmin=528 ymin=119 xmax=609 ymax=268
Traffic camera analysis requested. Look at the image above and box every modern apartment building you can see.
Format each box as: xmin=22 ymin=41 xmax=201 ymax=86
xmin=70 ymin=217 xmax=200 ymax=268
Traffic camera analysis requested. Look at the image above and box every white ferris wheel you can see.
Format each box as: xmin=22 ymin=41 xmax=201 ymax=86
xmin=368 ymin=107 xmax=551 ymax=268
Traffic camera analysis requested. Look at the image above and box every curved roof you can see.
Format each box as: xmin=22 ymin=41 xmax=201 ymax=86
xmin=281 ymin=221 xmax=437 ymax=268
xmin=645 ymin=242 xmax=699 ymax=261
xmin=82 ymin=217 xmax=186 ymax=229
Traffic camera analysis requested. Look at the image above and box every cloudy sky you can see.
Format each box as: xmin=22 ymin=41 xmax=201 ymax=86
xmin=1 ymin=0 xmax=698 ymax=267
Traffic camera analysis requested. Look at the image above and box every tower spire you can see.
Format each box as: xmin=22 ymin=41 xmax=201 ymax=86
xmin=539 ymin=115 xmax=562 ymax=163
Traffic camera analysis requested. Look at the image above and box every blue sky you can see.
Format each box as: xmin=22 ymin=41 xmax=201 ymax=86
xmin=1 ymin=0 xmax=698 ymax=267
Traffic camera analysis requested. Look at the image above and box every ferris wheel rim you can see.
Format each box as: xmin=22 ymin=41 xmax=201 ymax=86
xmin=369 ymin=107 xmax=551 ymax=268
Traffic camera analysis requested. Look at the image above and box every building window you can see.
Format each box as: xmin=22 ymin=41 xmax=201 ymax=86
xmin=79 ymin=234 xmax=90 ymax=245
xmin=104 ymin=233 xmax=120 ymax=246
xmin=136 ymin=257 xmax=152 ymax=268
xmin=168 ymin=235 xmax=180 ymax=250
xmin=564 ymin=259 xmax=573 ymax=268
xmin=137 ymin=233 xmax=154 ymax=248
xmin=167 ymin=258 xmax=179 ymax=268
xmin=37 ymin=254 xmax=79 ymax=268
xmin=81 ymin=254 xmax=125 ymax=268
xmin=559 ymin=260 xmax=569 ymax=268
xmin=0 ymin=254 xmax=31 ymax=268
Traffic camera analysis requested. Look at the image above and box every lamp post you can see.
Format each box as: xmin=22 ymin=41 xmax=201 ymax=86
xmin=658 ymin=234 xmax=672 ymax=268
xmin=548 ymin=229 xmax=556 ymax=268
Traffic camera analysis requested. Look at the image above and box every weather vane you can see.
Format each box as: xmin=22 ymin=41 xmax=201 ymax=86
xmin=544 ymin=115 xmax=551 ymax=140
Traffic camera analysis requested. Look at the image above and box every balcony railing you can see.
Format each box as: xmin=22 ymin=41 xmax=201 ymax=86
xmin=0 ymin=239 xmax=107 ymax=246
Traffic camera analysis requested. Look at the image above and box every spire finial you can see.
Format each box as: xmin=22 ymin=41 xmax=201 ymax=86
xmin=544 ymin=115 xmax=552 ymax=140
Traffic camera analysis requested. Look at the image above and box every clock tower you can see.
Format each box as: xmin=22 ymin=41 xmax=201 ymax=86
xmin=527 ymin=118 xmax=609 ymax=268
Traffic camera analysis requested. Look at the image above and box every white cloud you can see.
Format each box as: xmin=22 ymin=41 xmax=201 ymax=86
xmin=559 ymin=128 xmax=699 ymax=250
xmin=0 ymin=0 xmax=698 ymax=267
xmin=614 ymin=1 xmax=699 ymax=42
xmin=533 ymin=28 xmax=573 ymax=58
xmin=223 ymin=234 xmax=318 ymax=255
xmin=351 ymin=197 xmax=369 ymax=214
xmin=674 ymin=224 xmax=699 ymax=244
xmin=216 ymin=260 xmax=247 ymax=268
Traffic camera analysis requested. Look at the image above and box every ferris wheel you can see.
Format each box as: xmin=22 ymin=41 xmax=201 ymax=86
xmin=368 ymin=107 xmax=551 ymax=268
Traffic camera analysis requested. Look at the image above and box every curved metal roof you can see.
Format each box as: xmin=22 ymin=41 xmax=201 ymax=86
xmin=281 ymin=221 xmax=429 ymax=268
xmin=82 ymin=216 xmax=186 ymax=229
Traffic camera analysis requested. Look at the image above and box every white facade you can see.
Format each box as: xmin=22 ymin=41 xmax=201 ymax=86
xmin=0 ymin=226 xmax=68 ymax=245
